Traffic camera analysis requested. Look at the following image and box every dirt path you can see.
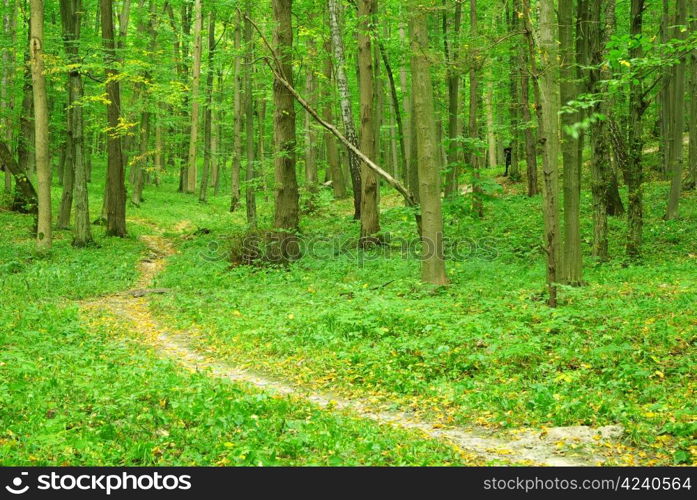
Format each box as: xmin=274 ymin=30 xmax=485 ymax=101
xmin=80 ymin=222 xmax=631 ymax=466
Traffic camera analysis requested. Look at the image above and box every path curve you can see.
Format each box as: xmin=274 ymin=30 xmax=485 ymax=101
xmin=81 ymin=222 xmax=629 ymax=466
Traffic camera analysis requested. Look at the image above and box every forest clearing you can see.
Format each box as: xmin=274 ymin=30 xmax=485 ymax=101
xmin=0 ymin=0 xmax=696 ymax=471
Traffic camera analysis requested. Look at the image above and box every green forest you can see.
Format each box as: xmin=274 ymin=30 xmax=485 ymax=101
xmin=0 ymin=0 xmax=695 ymax=467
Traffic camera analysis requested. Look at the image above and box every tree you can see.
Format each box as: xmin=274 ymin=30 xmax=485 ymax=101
xmin=59 ymin=0 xmax=92 ymax=246
xmin=409 ymin=0 xmax=447 ymax=285
xmin=665 ymin=0 xmax=687 ymax=219
xmin=30 ymin=0 xmax=51 ymax=251
xmin=443 ymin=0 xmax=462 ymax=198
xmin=469 ymin=0 xmax=483 ymax=218
xmin=272 ymin=0 xmax=299 ymax=231
xmin=357 ymin=0 xmax=380 ymax=243
xmin=536 ymin=0 xmax=562 ymax=306
xmin=230 ymin=20 xmax=242 ymax=211
xmin=101 ymin=0 xmax=127 ymax=237
xmin=626 ymin=0 xmax=645 ymax=258
xmin=322 ymin=42 xmax=347 ymax=199
xmin=243 ymin=3 xmax=257 ymax=227
xmin=328 ymin=0 xmax=361 ymax=219
xmin=199 ymin=7 xmax=215 ymax=203
xmin=185 ymin=0 xmax=203 ymax=194
xmin=559 ymin=0 xmax=582 ymax=285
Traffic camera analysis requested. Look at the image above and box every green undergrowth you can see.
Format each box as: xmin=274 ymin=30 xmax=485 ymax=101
xmin=146 ymin=174 xmax=696 ymax=465
xmin=0 ymin=170 xmax=471 ymax=466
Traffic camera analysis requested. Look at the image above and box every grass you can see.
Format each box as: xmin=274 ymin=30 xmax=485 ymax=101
xmin=145 ymin=172 xmax=695 ymax=466
xmin=1 ymin=158 xmax=695 ymax=465
xmin=0 ymin=173 xmax=471 ymax=466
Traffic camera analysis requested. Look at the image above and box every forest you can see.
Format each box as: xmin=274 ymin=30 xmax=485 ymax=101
xmin=0 ymin=0 xmax=695 ymax=467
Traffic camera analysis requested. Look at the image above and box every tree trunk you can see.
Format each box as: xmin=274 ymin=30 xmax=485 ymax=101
xmin=399 ymin=24 xmax=413 ymax=184
xmin=304 ymin=37 xmax=319 ymax=194
xmin=100 ymin=0 xmax=126 ymax=237
xmin=185 ymin=0 xmax=202 ymax=194
xmin=272 ymin=0 xmax=299 ymax=231
xmin=469 ymin=0 xmax=483 ymax=218
xmin=443 ymin=0 xmax=462 ymax=197
xmin=230 ymin=22 xmax=242 ymax=211
xmin=518 ymin=6 xmax=539 ymax=197
xmin=243 ymin=6 xmax=256 ymax=227
xmin=358 ymin=0 xmax=380 ymax=242
xmin=626 ymin=0 xmax=645 ymax=258
xmin=688 ymin=0 xmax=697 ymax=189
xmin=322 ymin=45 xmax=346 ymax=198
xmin=1 ymin=0 xmax=16 ymax=195
xmin=559 ymin=0 xmax=582 ymax=285
xmin=0 ymin=140 xmax=38 ymax=214
xmin=409 ymin=0 xmax=447 ymax=285
xmin=665 ymin=0 xmax=687 ymax=219
xmin=536 ymin=0 xmax=562 ymax=306
xmin=328 ymin=0 xmax=361 ymax=219
xmin=30 ymin=0 xmax=51 ymax=250
xmin=199 ymin=8 xmax=215 ymax=203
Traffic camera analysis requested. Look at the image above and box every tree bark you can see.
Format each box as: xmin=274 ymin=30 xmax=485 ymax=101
xmin=100 ymin=0 xmax=127 ymax=237
xmin=272 ymin=0 xmax=299 ymax=231
xmin=30 ymin=0 xmax=51 ymax=250
xmin=665 ymin=0 xmax=687 ymax=219
xmin=536 ymin=0 xmax=562 ymax=306
xmin=185 ymin=0 xmax=202 ymax=194
xmin=559 ymin=0 xmax=582 ymax=285
xmin=443 ymin=0 xmax=462 ymax=197
xmin=409 ymin=0 xmax=447 ymax=285
xmin=328 ymin=0 xmax=361 ymax=219
xmin=358 ymin=0 xmax=380 ymax=242
xmin=230 ymin=21 xmax=242 ymax=211
xmin=199 ymin=7 xmax=215 ymax=203
xmin=322 ymin=44 xmax=346 ymax=198
xmin=243 ymin=5 xmax=256 ymax=227
xmin=626 ymin=0 xmax=645 ymax=258
xmin=469 ymin=0 xmax=483 ymax=217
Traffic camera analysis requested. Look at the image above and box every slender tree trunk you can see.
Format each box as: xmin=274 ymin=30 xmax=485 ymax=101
xmin=399 ymin=24 xmax=412 ymax=184
xmin=688 ymin=0 xmax=697 ymax=189
xmin=30 ymin=0 xmax=51 ymax=250
xmin=485 ymin=77 xmax=497 ymax=168
xmin=443 ymin=0 xmax=462 ymax=197
xmin=304 ymin=37 xmax=319 ymax=194
xmin=1 ymin=0 xmax=16 ymax=195
xmin=559 ymin=0 xmax=582 ymax=285
xmin=626 ymin=0 xmax=645 ymax=258
xmin=469 ymin=0 xmax=483 ymax=217
xmin=211 ymin=71 xmax=222 ymax=195
xmin=243 ymin=6 xmax=256 ymax=227
xmin=230 ymin=22 xmax=242 ymax=211
xmin=322 ymin=44 xmax=346 ymax=198
xmin=199 ymin=8 xmax=215 ymax=203
xmin=409 ymin=0 xmax=447 ymax=285
xmin=536 ymin=0 xmax=562 ymax=306
xmin=272 ymin=0 xmax=299 ymax=231
xmin=518 ymin=14 xmax=539 ymax=196
xmin=588 ymin=0 xmax=610 ymax=260
xmin=101 ymin=0 xmax=126 ymax=237
xmin=328 ymin=0 xmax=361 ymax=219
xmin=358 ymin=0 xmax=380 ymax=242
xmin=185 ymin=0 xmax=202 ymax=194
xmin=507 ymin=0 xmax=520 ymax=181
xmin=666 ymin=0 xmax=687 ymax=219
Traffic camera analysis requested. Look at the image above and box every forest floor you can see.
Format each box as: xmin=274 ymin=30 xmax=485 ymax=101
xmin=1 ymin=162 xmax=695 ymax=465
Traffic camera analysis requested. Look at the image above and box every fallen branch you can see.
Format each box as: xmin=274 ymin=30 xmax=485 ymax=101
xmin=242 ymin=10 xmax=417 ymax=209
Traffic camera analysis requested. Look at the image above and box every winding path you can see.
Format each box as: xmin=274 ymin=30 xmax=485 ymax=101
xmin=80 ymin=221 xmax=630 ymax=466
